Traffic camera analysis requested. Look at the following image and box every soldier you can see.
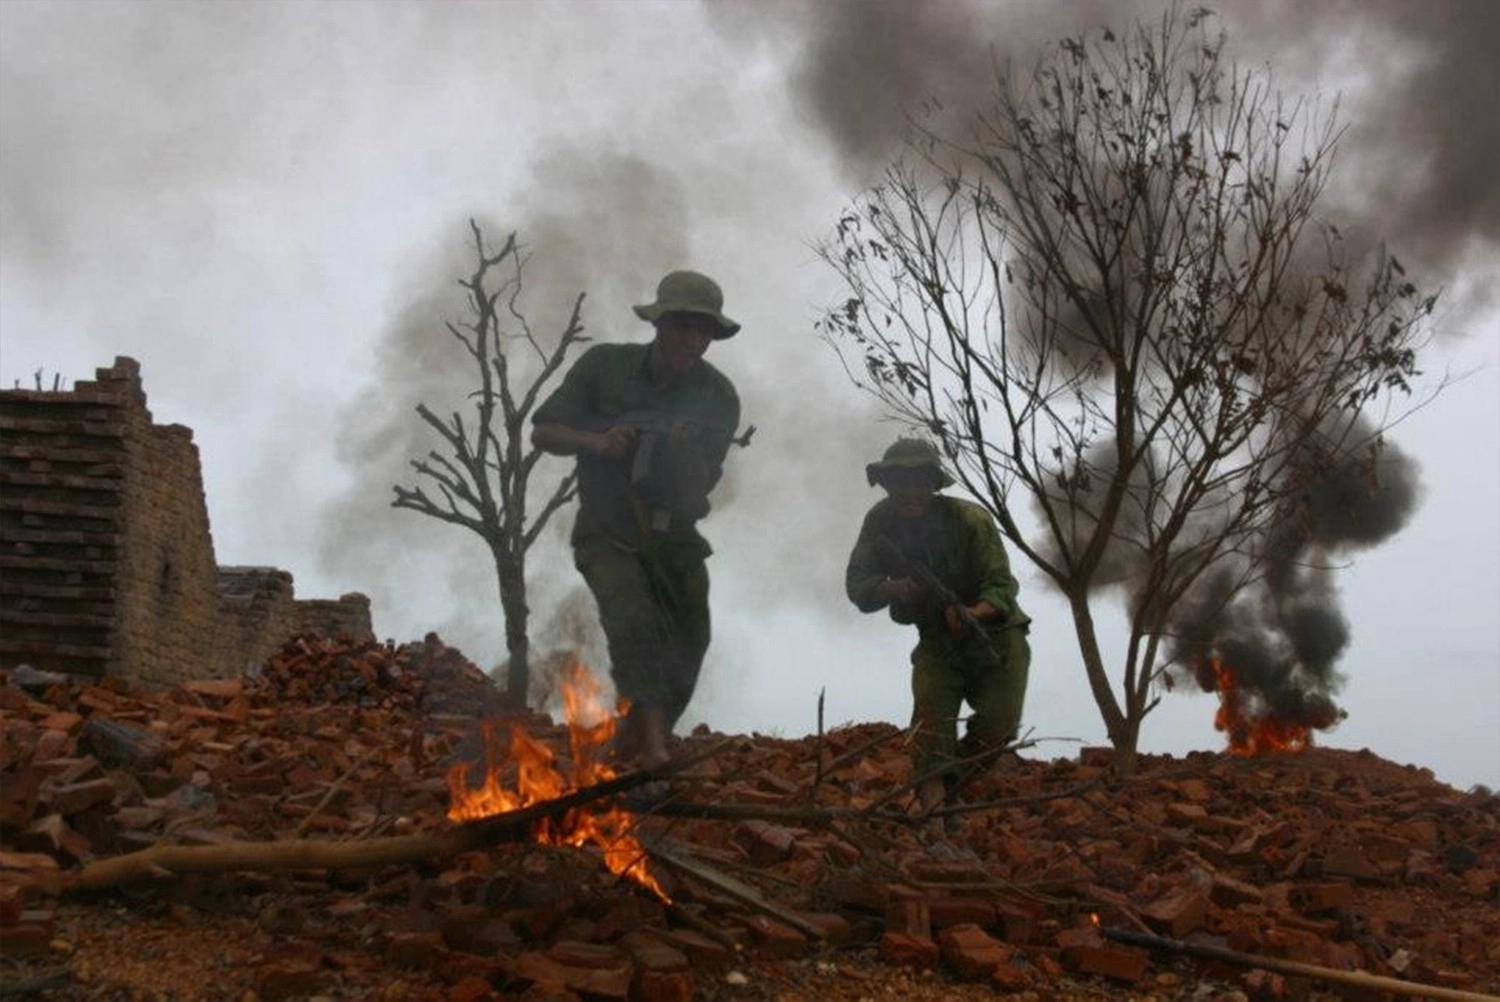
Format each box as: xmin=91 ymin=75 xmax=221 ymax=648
xmin=845 ymin=438 xmax=1031 ymax=821
xmin=532 ymin=270 xmax=742 ymax=767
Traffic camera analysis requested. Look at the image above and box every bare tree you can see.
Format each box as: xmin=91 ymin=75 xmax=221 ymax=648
xmin=393 ymin=221 xmax=586 ymax=708
xmin=818 ymin=9 xmax=1438 ymax=766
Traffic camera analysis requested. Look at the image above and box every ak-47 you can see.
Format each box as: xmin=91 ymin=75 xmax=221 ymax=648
xmin=875 ymin=535 xmax=1002 ymax=661
xmin=598 ymin=410 xmax=755 ymax=484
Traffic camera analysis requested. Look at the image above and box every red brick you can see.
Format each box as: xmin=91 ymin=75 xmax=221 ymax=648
xmin=40 ymin=777 xmax=116 ymax=816
xmin=1064 ymin=943 xmax=1149 ymax=983
xmin=0 ymin=884 xmax=25 ymax=926
xmin=994 ymin=898 xmax=1042 ymax=944
xmin=735 ymin=914 xmax=807 ymax=959
xmin=1210 ymin=871 xmax=1264 ymax=908
xmin=633 ymin=971 xmax=694 ymax=1002
xmin=879 ymin=931 xmax=940 ymax=969
xmin=1056 ymin=925 xmax=1104 ymax=950
xmin=255 ymin=962 xmax=324 ymax=1002
xmin=885 ymin=898 xmax=931 ymax=939
xmin=927 ymin=896 xmax=998 ymax=929
xmin=1079 ymin=746 xmax=1114 ymax=767
xmin=547 ymin=940 xmax=625 ymax=970
xmin=0 ymin=922 xmax=51 ymax=956
xmin=1320 ymin=845 xmax=1382 ymax=882
xmin=622 ymin=940 xmax=688 ymax=973
xmin=388 ymin=931 xmax=449 ymax=968
xmin=514 ymin=951 xmax=632 ymax=1000
xmin=799 ymin=911 xmax=853 ymax=944
xmin=939 ymin=923 xmax=1013 ymax=981
xmin=1289 ymin=880 xmax=1355 ymax=914
xmin=1140 ymin=888 xmax=1210 ymax=938
xmin=1462 ymin=868 xmax=1497 ymax=898
xmin=36 ymin=712 xmax=82 ymax=733
xmin=991 ymin=959 xmax=1030 ymax=991
xmin=732 ymin=820 xmax=797 ymax=865
xmin=648 ymin=929 xmax=730 ymax=971
xmin=446 ymin=975 xmax=494 ymax=1002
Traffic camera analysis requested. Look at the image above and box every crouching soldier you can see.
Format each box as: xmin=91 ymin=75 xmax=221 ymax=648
xmin=845 ymin=438 xmax=1031 ymax=821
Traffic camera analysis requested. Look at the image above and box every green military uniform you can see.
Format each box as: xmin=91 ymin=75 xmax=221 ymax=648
xmin=846 ymin=489 xmax=1031 ymax=781
xmin=533 ymin=286 xmax=740 ymax=733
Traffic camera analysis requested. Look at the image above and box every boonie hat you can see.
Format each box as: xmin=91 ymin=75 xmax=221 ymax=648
xmin=866 ymin=437 xmax=955 ymax=488
xmin=633 ymin=270 xmax=740 ymax=339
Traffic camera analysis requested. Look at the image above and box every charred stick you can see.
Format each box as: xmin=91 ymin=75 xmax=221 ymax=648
xmin=808 ymin=687 xmax=827 ymax=804
xmin=1100 ymin=926 xmax=1498 ymax=1002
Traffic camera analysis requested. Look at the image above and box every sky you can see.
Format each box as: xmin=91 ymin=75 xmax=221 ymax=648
xmin=2 ymin=0 xmax=1496 ymax=790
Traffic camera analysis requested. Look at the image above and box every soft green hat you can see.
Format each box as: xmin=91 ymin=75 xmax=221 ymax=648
xmin=633 ymin=270 xmax=740 ymax=339
xmin=866 ymin=437 xmax=955 ymax=488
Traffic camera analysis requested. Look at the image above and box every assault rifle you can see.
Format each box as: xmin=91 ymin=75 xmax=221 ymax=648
xmin=875 ymin=535 xmax=1003 ymax=661
xmin=601 ymin=410 xmax=755 ymax=484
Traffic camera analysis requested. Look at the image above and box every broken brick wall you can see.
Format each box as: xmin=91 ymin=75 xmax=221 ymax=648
xmin=0 ymin=356 xmax=372 ymax=685
xmin=0 ymin=363 xmax=132 ymax=677
xmin=107 ymin=362 xmax=222 ymax=688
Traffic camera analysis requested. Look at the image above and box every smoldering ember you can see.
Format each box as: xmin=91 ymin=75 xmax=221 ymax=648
xmin=1 ymin=360 xmax=1497 ymax=1000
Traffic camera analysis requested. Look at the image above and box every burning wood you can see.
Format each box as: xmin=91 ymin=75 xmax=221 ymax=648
xmin=446 ymin=657 xmax=670 ymax=900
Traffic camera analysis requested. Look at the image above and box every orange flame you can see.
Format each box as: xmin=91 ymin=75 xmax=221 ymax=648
xmin=447 ymin=657 xmax=669 ymax=902
xmin=1206 ymin=656 xmax=1312 ymax=756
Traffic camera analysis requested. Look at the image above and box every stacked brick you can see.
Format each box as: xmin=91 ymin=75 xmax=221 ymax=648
xmin=0 ymin=358 xmax=372 ymax=689
xmin=0 ymin=360 xmax=138 ymax=677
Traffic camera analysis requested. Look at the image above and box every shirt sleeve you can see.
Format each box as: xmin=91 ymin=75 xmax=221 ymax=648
xmin=699 ymin=380 xmax=741 ymax=493
xmin=533 ymin=345 xmax=602 ymax=428
xmin=845 ymin=507 xmax=889 ymax=613
xmin=969 ymin=507 xmax=1030 ymax=627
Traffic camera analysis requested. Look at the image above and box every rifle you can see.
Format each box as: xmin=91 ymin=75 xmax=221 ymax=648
xmin=604 ymin=410 xmax=755 ymax=484
xmin=875 ymin=535 xmax=1003 ymax=661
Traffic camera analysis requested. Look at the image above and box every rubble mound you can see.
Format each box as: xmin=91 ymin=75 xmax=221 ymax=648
xmin=1 ymin=639 xmax=1496 ymax=1001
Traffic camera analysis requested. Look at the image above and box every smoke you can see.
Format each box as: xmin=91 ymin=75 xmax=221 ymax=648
xmin=724 ymin=0 xmax=1484 ymax=729
xmin=317 ymin=148 xmax=691 ymax=665
xmin=1168 ymin=424 xmax=1423 ymax=728
xmin=734 ymin=0 xmax=1497 ymax=301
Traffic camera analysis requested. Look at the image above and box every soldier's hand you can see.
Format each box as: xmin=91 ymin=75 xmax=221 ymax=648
xmin=666 ymin=418 xmax=698 ymax=449
xmin=593 ymin=424 xmax=636 ymax=460
xmin=878 ymin=577 xmax=923 ymax=606
xmin=944 ymin=605 xmax=968 ymax=639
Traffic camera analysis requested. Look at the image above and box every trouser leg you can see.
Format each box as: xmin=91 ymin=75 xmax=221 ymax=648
xmin=909 ymin=641 xmax=966 ymax=781
xmin=961 ymin=626 xmax=1031 ymax=755
xmin=574 ymin=536 xmax=711 ymax=740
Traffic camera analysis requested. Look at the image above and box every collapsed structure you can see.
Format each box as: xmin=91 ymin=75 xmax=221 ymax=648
xmin=0 ymin=356 xmax=371 ymax=686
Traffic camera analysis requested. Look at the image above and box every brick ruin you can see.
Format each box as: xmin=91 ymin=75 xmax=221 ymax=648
xmin=0 ymin=356 xmax=372 ymax=686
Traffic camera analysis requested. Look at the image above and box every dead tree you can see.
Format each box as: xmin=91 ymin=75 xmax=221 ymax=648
xmin=393 ymin=222 xmax=586 ymax=708
xmin=819 ymin=10 xmax=1439 ymax=766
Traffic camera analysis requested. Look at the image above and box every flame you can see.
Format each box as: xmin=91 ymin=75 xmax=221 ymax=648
xmin=1089 ymin=912 xmax=1101 ymax=926
xmin=447 ymin=657 xmax=669 ymax=902
xmin=1205 ymin=656 xmax=1311 ymax=756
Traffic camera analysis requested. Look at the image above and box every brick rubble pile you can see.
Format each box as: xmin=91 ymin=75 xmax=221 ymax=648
xmin=1 ymin=634 xmax=1497 ymax=1000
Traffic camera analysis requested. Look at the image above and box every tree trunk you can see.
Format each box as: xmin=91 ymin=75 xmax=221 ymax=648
xmin=1066 ymin=590 xmax=1129 ymax=748
xmin=494 ymin=548 xmax=530 ymax=709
